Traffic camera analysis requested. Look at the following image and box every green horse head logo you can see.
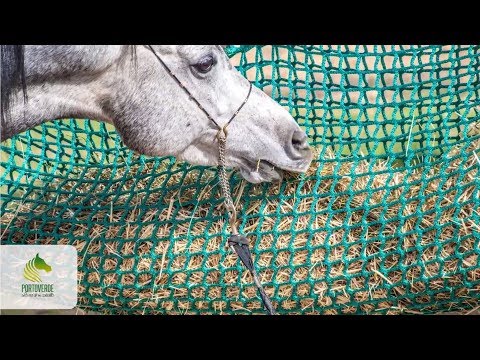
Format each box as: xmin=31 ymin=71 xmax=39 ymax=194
xmin=23 ymin=253 xmax=52 ymax=282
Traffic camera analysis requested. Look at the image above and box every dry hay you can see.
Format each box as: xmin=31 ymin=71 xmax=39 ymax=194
xmin=1 ymin=138 xmax=480 ymax=315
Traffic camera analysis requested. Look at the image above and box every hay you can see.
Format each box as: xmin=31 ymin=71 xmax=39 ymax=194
xmin=1 ymin=138 xmax=479 ymax=315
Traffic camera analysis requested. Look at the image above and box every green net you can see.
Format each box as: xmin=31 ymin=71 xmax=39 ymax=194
xmin=1 ymin=45 xmax=480 ymax=314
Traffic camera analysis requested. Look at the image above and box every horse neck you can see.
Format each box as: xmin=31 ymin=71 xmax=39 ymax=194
xmin=3 ymin=82 xmax=114 ymax=140
xmin=1 ymin=45 xmax=128 ymax=141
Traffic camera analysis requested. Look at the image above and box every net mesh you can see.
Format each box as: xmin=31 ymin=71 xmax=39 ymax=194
xmin=1 ymin=45 xmax=480 ymax=314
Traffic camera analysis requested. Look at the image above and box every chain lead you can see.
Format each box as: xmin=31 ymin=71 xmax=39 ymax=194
xmin=217 ymin=129 xmax=238 ymax=235
xmin=217 ymin=128 xmax=276 ymax=315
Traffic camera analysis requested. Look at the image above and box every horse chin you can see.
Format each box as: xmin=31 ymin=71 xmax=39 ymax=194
xmin=178 ymin=146 xmax=297 ymax=184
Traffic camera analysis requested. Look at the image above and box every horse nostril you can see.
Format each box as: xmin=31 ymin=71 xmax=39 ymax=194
xmin=292 ymin=138 xmax=302 ymax=147
xmin=291 ymin=130 xmax=309 ymax=152
xmin=286 ymin=130 xmax=311 ymax=160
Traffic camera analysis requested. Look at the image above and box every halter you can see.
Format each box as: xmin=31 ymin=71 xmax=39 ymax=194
xmin=146 ymin=45 xmax=252 ymax=138
xmin=146 ymin=45 xmax=275 ymax=315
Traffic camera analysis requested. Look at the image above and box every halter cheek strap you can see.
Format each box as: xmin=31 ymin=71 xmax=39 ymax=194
xmin=145 ymin=45 xmax=252 ymax=137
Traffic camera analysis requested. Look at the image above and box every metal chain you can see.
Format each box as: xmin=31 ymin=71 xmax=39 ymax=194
xmin=217 ymin=129 xmax=238 ymax=235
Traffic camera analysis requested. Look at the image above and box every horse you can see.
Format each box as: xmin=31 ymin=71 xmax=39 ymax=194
xmin=23 ymin=253 xmax=52 ymax=282
xmin=1 ymin=45 xmax=313 ymax=183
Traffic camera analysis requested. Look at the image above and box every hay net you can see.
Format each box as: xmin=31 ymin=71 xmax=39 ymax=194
xmin=1 ymin=45 xmax=480 ymax=314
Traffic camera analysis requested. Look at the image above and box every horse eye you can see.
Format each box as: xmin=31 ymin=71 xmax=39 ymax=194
xmin=193 ymin=55 xmax=215 ymax=74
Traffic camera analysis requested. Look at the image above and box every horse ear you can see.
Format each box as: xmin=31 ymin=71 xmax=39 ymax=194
xmin=36 ymin=253 xmax=39 ymax=258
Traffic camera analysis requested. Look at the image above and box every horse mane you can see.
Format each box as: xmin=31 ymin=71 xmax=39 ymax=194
xmin=1 ymin=45 xmax=27 ymax=125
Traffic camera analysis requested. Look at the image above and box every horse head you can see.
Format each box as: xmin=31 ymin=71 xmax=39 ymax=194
xmin=2 ymin=45 xmax=313 ymax=183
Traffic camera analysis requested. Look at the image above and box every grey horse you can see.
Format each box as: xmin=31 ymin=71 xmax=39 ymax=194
xmin=1 ymin=45 xmax=312 ymax=183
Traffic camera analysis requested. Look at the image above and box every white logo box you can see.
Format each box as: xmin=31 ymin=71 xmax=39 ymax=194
xmin=1 ymin=245 xmax=78 ymax=309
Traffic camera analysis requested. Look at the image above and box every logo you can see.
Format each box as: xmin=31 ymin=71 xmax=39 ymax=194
xmin=1 ymin=245 xmax=78 ymax=309
xmin=23 ymin=253 xmax=52 ymax=282
xmin=21 ymin=253 xmax=54 ymax=298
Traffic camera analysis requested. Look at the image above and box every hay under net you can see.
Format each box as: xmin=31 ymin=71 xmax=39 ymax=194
xmin=1 ymin=45 xmax=480 ymax=314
